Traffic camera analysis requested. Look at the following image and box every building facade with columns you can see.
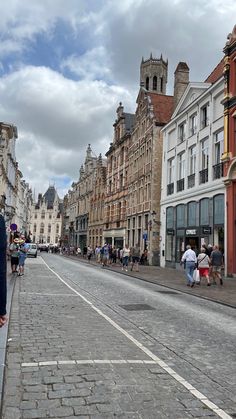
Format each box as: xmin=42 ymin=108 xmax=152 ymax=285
xmin=126 ymin=55 xmax=174 ymax=265
xmin=222 ymin=25 xmax=236 ymax=276
xmin=160 ymin=61 xmax=225 ymax=268
xmin=104 ymin=103 xmax=134 ymax=249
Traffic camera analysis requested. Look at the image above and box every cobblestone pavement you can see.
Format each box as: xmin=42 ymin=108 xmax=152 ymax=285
xmin=2 ymin=255 xmax=236 ymax=418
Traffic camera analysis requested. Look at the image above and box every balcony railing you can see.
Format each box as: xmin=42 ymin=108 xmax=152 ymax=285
xmin=199 ymin=168 xmax=208 ymax=184
xmin=213 ymin=162 xmax=223 ymax=179
xmin=167 ymin=182 xmax=174 ymax=195
xmin=177 ymin=178 xmax=184 ymax=192
xmin=188 ymin=174 xmax=195 ymax=188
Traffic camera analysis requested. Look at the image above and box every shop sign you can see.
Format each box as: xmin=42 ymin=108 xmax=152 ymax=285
xmin=167 ymin=229 xmax=174 ymax=235
xmin=186 ymin=229 xmax=197 ymax=236
xmin=202 ymin=227 xmax=211 ymax=235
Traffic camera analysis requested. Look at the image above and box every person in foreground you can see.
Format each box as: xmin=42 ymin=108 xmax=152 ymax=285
xmin=181 ymin=244 xmax=197 ymax=287
xmin=0 ymin=214 xmax=7 ymax=327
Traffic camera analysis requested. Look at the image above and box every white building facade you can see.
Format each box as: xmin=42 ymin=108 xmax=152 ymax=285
xmin=30 ymin=186 xmax=62 ymax=245
xmin=160 ymin=71 xmax=225 ymax=268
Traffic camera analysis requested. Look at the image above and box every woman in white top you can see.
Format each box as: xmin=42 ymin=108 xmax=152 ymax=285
xmin=197 ymin=247 xmax=211 ymax=286
xmin=122 ymin=244 xmax=130 ymax=272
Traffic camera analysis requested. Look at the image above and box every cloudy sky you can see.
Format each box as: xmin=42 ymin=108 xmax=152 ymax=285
xmin=0 ymin=0 xmax=235 ymax=198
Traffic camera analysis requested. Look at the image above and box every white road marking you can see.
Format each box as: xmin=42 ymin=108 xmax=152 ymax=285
xmin=21 ymin=359 xmax=155 ymax=367
xmin=20 ymin=292 xmax=76 ymax=297
xmin=40 ymin=258 xmax=232 ymax=419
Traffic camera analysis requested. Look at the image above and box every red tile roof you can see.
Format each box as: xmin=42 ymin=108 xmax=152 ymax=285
xmin=205 ymin=58 xmax=224 ymax=84
xmin=148 ymin=93 xmax=174 ymax=125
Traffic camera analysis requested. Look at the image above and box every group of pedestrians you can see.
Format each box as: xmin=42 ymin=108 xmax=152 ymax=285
xmin=9 ymin=237 xmax=28 ymax=276
xmin=181 ymin=244 xmax=224 ymax=287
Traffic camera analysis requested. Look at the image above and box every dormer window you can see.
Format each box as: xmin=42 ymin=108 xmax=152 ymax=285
xmin=153 ymin=76 xmax=157 ymax=90
xmin=146 ymin=77 xmax=149 ymax=90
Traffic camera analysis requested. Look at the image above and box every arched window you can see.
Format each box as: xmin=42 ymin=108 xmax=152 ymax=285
xmin=200 ymin=198 xmax=209 ymax=225
xmin=153 ymin=76 xmax=157 ymax=90
xmin=146 ymin=77 xmax=149 ymax=90
xmin=213 ymin=194 xmax=224 ymax=225
xmin=56 ymin=224 xmax=59 ymax=234
xmin=33 ymin=224 xmax=37 ymax=233
xmin=48 ymin=224 xmax=51 ymax=233
xmin=176 ymin=204 xmax=185 ymax=228
xmin=187 ymin=202 xmax=198 ymax=226
xmin=41 ymin=211 xmax=45 ymax=219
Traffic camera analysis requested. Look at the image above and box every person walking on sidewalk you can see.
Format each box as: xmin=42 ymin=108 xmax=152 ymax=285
xmin=210 ymin=245 xmax=224 ymax=285
xmin=0 ymin=214 xmax=7 ymax=327
xmin=130 ymin=244 xmax=140 ymax=272
xmin=181 ymin=245 xmax=197 ymax=287
xmin=122 ymin=244 xmax=130 ymax=272
xmin=197 ymin=247 xmax=211 ymax=286
xmin=18 ymin=238 xmax=29 ymax=276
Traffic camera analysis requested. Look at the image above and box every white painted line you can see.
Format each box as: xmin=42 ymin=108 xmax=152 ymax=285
xmin=39 ymin=361 xmax=57 ymax=366
xmin=41 ymin=259 xmax=233 ymax=419
xmin=76 ymin=360 xmax=94 ymax=364
xmin=93 ymin=360 xmax=111 ymax=364
xmin=58 ymin=360 xmax=76 ymax=365
xmin=21 ymin=362 xmax=38 ymax=367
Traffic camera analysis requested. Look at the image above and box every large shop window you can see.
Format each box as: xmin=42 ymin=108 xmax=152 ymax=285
xmin=187 ymin=202 xmax=198 ymax=226
xmin=176 ymin=205 xmax=185 ymax=228
xmin=200 ymin=198 xmax=209 ymax=225
xmin=166 ymin=207 xmax=174 ymax=229
xmin=214 ymin=194 xmax=224 ymax=225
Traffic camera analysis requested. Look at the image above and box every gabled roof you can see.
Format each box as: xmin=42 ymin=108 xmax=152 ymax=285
xmin=171 ymin=82 xmax=210 ymax=118
xmin=148 ymin=93 xmax=174 ymax=125
xmin=205 ymin=58 xmax=224 ymax=84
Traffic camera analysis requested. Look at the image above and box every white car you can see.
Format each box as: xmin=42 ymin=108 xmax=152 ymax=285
xmin=27 ymin=243 xmax=38 ymax=258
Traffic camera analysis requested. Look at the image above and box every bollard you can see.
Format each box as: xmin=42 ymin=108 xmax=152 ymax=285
xmin=0 ymin=214 xmax=7 ymax=317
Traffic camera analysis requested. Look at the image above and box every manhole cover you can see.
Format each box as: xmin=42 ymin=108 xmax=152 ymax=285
xmin=157 ymin=290 xmax=179 ymax=295
xmin=119 ymin=304 xmax=155 ymax=311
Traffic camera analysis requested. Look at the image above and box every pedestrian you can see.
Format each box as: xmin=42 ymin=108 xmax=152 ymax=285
xmin=18 ymin=237 xmax=29 ymax=276
xmin=122 ymin=244 xmax=130 ymax=272
xmin=83 ymin=246 xmax=87 ymax=258
xmin=87 ymin=246 xmax=92 ymax=261
xmin=210 ymin=245 xmax=224 ymax=285
xmin=0 ymin=214 xmax=7 ymax=327
xmin=197 ymin=247 xmax=211 ymax=286
xmin=181 ymin=244 xmax=197 ymax=287
xmin=9 ymin=238 xmax=20 ymax=273
xmin=130 ymin=243 xmax=140 ymax=272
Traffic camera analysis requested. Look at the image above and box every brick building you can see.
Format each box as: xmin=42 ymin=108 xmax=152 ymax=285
xmin=104 ymin=103 xmax=134 ymax=249
xmin=127 ymin=55 xmax=173 ymax=265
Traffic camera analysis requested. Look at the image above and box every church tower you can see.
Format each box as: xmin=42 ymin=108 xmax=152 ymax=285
xmin=140 ymin=53 xmax=168 ymax=94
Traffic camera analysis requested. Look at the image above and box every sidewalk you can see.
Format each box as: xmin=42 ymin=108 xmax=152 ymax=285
xmin=64 ymin=254 xmax=236 ymax=309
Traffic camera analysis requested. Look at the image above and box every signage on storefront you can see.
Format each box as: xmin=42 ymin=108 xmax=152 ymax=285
xmin=167 ymin=229 xmax=174 ymax=235
xmin=186 ymin=229 xmax=197 ymax=235
xmin=202 ymin=227 xmax=211 ymax=234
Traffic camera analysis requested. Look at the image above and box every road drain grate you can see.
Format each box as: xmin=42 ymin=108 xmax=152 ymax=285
xmin=157 ymin=290 xmax=179 ymax=295
xmin=119 ymin=304 xmax=155 ymax=311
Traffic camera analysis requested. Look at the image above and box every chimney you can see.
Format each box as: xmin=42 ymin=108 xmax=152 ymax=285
xmin=173 ymin=62 xmax=189 ymax=109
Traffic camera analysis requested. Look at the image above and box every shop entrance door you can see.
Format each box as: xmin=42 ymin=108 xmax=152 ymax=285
xmin=185 ymin=237 xmax=199 ymax=255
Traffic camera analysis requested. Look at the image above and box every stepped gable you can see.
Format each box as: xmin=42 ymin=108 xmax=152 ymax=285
xmin=205 ymin=58 xmax=224 ymax=84
xmin=148 ymin=93 xmax=174 ymax=125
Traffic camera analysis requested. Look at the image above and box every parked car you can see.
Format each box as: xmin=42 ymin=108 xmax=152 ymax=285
xmin=38 ymin=244 xmax=49 ymax=252
xmin=27 ymin=243 xmax=38 ymax=258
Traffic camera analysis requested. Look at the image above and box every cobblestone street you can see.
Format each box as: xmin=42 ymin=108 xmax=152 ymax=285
xmin=2 ymin=255 xmax=236 ymax=418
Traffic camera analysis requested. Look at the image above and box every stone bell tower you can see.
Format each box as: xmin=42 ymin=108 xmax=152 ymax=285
xmin=140 ymin=53 xmax=168 ymax=94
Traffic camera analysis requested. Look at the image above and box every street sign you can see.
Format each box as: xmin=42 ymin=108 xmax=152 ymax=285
xmin=10 ymin=223 xmax=17 ymax=231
